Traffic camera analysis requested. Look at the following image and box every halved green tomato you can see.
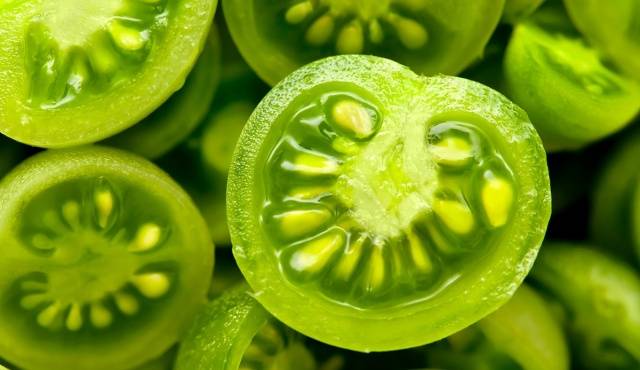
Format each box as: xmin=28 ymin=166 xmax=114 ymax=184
xmin=591 ymin=127 xmax=640 ymax=263
xmin=504 ymin=22 xmax=640 ymax=151
xmin=427 ymin=284 xmax=569 ymax=370
xmin=227 ymin=55 xmax=551 ymax=351
xmin=175 ymin=285 xmax=316 ymax=370
xmin=0 ymin=0 xmax=217 ymax=148
xmin=0 ymin=147 xmax=214 ymax=370
xmin=564 ymin=0 xmax=640 ymax=79
xmin=531 ymin=243 xmax=640 ymax=370
xmin=222 ymin=0 xmax=504 ymax=85
xmin=103 ymin=25 xmax=222 ymax=159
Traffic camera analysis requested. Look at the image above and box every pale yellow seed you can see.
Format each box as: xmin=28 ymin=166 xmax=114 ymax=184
xmin=386 ymin=13 xmax=428 ymax=49
xmin=364 ymin=241 xmax=386 ymax=291
xmin=95 ymin=190 xmax=114 ymax=228
xmin=407 ymin=230 xmax=433 ymax=273
xmin=289 ymin=153 xmax=340 ymax=175
xmin=306 ymin=14 xmax=335 ymax=46
xmin=332 ymin=136 xmax=360 ymax=155
xmin=114 ymin=292 xmax=139 ymax=315
xmin=332 ymin=100 xmax=374 ymax=139
xmin=109 ymin=21 xmax=147 ymax=51
xmin=66 ymin=303 xmax=83 ymax=331
xmin=132 ymin=273 xmax=171 ymax=298
xmin=368 ymin=19 xmax=384 ymax=44
xmin=285 ymin=1 xmax=313 ymax=24
xmin=482 ymin=177 xmax=514 ymax=227
xmin=288 ymin=186 xmax=329 ymax=200
xmin=21 ymin=294 xmax=47 ymax=310
xmin=430 ymin=136 xmax=473 ymax=166
xmin=90 ymin=303 xmax=113 ymax=328
xmin=37 ymin=302 xmax=62 ymax=328
xmin=130 ymin=223 xmax=162 ymax=252
xmin=433 ymin=199 xmax=475 ymax=234
xmin=279 ymin=209 xmax=332 ymax=239
xmin=336 ymin=21 xmax=364 ymax=54
xmin=290 ymin=232 xmax=344 ymax=274
xmin=333 ymin=235 xmax=366 ymax=280
xmin=62 ymin=201 xmax=80 ymax=227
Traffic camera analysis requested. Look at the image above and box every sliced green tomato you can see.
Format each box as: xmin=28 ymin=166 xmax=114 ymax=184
xmin=175 ymin=286 xmax=316 ymax=370
xmin=531 ymin=243 xmax=640 ymax=370
xmin=591 ymin=128 xmax=640 ymax=262
xmin=0 ymin=0 xmax=217 ymax=148
xmin=227 ymin=55 xmax=551 ymax=351
xmin=426 ymin=284 xmax=568 ymax=370
xmin=103 ymin=25 xmax=222 ymax=159
xmin=0 ymin=136 xmax=27 ymax=180
xmin=222 ymin=0 xmax=504 ymax=85
xmin=504 ymin=22 xmax=640 ymax=152
xmin=0 ymin=147 xmax=214 ymax=370
xmin=564 ymin=0 xmax=640 ymax=79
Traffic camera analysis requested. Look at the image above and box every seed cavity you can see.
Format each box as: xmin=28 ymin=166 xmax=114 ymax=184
xmin=362 ymin=240 xmax=387 ymax=292
xmin=131 ymin=272 xmax=171 ymax=299
xmin=62 ymin=201 xmax=81 ymax=229
xmin=333 ymin=235 xmax=366 ymax=281
xmin=129 ymin=223 xmax=163 ymax=252
xmin=481 ymin=176 xmax=514 ymax=228
xmin=288 ymin=231 xmax=345 ymax=275
xmin=285 ymin=1 xmax=314 ymax=24
xmin=90 ymin=302 xmax=113 ymax=328
xmin=331 ymin=99 xmax=376 ymax=140
xmin=276 ymin=208 xmax=333 ymax=240
xmin=108 ymin=21 xmax=149 ymax=51
xmin=95 ymin=190 xmax=114 ymax=228
xmin=336 ymin=21 xmax=365 ymax=54
xmin=306 ymin=14 xmax=335 ymax=46
xmin=37 ymin=302 xmax=63 ymax=328
xmin=66 ymin=303 xmax=84 ymax=331
xmin=433 ymin=198 xmax=475 ymax=235
xmin=384 ymin=13 xmax=429 ymax=50
xmin=430 ymin=136 xmax=474 ymax=167
xmin=406 ymin=229 xmax=433 ymax=273
xmin=114 ymin=291 xmax=140 ymax=315
xmin=284 ymin=152 xmax=341 ymax=176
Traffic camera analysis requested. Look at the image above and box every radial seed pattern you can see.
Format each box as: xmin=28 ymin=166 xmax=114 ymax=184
xmin=15 ymin=177 xmax=175 ymax=332
xmin=25 ymin=0 xmax=169 ymax=109
xmin=261 ymin=85 xmax=517 ymax=308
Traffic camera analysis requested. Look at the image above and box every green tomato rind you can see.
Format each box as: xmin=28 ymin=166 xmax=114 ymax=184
xmin=591 ymin=128 xmax=640 ymax=262
xmin=504 ymin=22 xmax=640 ymax=151
xmin=0 ymin=0 xmax=218 ymax=148
xmin=228 ymin=55 xmax=550 ymax=351
xmin=531 ymin=243 xmax=640 ymax=366
xmin=478 ymin=284 xmax=569 ymax=370
xmin=174 ymin=286 xmax=276 ymax=370
xmin=222 ymin=0 xmax=505 ymax=86
xmin=0 ymin=146 xmax=214 ymax=370
xmin=103 ymin=25 xmax=222 ymax=159
xmin=563 ymin=0 xmax=640 ymax=79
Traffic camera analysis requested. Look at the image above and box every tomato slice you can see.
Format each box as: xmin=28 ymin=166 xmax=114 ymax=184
xmin=0 ymin=0 xmax=217 ymax=147
xmin=0 ymin=146 xmax=213 ymax=370
xmin=227 ymin=55 xmax=551 ymax=351
xmin=222 ymin=0 xmax=504 ymax=85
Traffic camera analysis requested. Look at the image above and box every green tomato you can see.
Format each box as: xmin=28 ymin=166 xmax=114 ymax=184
xmin=0 ymin=146 xmax=214 ymax=370
xmin=0 ymin=0 xmax=217 ymax=148
xmin=222 ymin=0 xmax=505 ymax=85
xmin=227 ymin=55 xmax=551 ymax=351
xmin=103 ymin=25 xmax=222 ymax=159
xmin=531 ymin=243 xmax=640 ymax=370
xmin=564 ymin=0 xmax=640 ymax=79
xmin=426 ymin=284 xmax=569 ymax=370
xmin=591 ymin=127 xmax=640 ymax=263
xmin=504 ymin=22 xmax=640 ymax=151
xmin=175 ymin=285 xmax=317 ymax=370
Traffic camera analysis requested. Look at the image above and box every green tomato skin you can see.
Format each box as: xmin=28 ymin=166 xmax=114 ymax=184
xmin=504 ymin=23 xmax=640 ymax=152
xmin=563 ymin=0 xmax=640 ymax=80
xmin=103 ymin=26 xmax=222 ymax=159
xmin=591 ymin=126 xmax=640 ymax=263
xmin=478 ymin=284 xmax=569 ymax=370
xmin=531 ymin=243 xmax=640 ymax=369
xmin=228 ymin=55 xmax=550 ymax=352
xmin=175 ymin=285 xmax=316 ymax=370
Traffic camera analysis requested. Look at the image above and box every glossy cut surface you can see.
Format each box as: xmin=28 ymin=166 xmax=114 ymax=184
xmin=228 ymin=55 xmax=550 ymax=351
xmin=0 ymin=147 xmax=214 ymax=370
xmin=222 ymin=0 xmax=504 ymax=85
xmin=0 ymin=0 xmax=217 ymax=147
